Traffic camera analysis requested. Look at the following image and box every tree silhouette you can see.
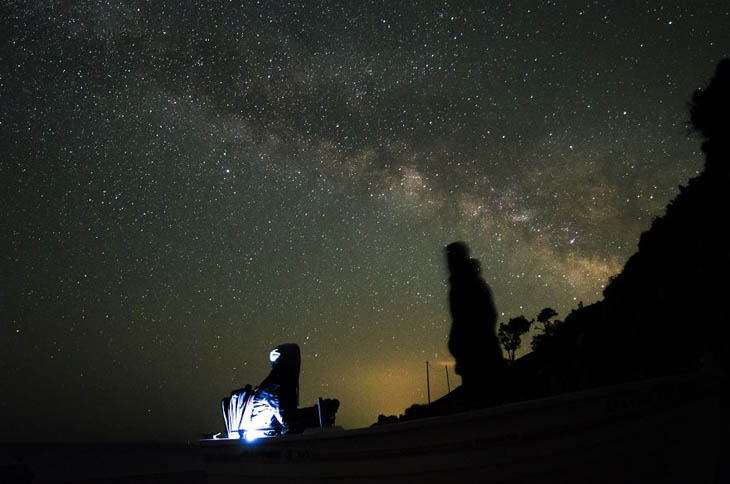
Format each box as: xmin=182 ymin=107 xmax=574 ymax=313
xmin=537 ymin=307 xmax=558 ymax=326
xmin=531 ymin=308 xmax=559 ymax=352
xmin=498 ymin=316 xmax=533 ymax=361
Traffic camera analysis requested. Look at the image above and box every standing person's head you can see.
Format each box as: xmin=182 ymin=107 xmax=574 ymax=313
xmin=446 ymin=241 xmax=470 ymax=275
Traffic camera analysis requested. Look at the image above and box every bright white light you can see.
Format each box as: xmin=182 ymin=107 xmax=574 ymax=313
xmin=269 ymin=349 xmax=280 ymax=363
xmin=244 ymin=429 xmax=269 ymax=442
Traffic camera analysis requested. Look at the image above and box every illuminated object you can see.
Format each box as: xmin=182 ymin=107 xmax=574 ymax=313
xmin=222 ymin=388 xmax=281 ymax=441
xmin=222 ymin=344 xmax=301 ymax=441
xmin=244 ymin=428 xmax=278 ymax=442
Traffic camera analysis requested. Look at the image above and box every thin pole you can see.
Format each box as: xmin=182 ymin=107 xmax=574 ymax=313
xmin=317 ymin=397 xmax=323 ymax=428
xmin=445 ymin=365 xmax=451 ymax=394
xmin=426 ymin=361 xmax=431 ymax=404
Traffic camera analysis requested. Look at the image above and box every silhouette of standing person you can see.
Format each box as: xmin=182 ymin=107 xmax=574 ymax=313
xmin=446 ymin=242 xmax=504 ymax=402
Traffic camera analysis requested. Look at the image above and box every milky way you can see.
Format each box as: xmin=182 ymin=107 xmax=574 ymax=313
xmin=2 ymin=1 xmax=728 ymax=441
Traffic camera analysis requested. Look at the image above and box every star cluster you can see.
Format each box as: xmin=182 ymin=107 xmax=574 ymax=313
xmin=1 ymin=1 xmax=728 ymax=441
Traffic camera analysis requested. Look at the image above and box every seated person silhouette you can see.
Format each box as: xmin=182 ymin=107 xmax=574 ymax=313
xmin=222 ymin=343 xmax=339 ymax=440
xmin=222 ymin=343 xmax=300 ymax=440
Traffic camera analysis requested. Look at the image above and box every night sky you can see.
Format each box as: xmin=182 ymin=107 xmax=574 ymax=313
xmin=2 ymin=1 xmax=728 ymax=442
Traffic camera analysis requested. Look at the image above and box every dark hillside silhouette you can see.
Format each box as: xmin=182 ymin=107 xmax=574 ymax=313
xmin=597 ymin=59 xmax=730 ymax=380
xmin=525 ymin=58 xmax=730 ymax=394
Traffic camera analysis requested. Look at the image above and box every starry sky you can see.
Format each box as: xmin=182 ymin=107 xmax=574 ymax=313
xmin=1 ymin=1 xmax=728 ymax=442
